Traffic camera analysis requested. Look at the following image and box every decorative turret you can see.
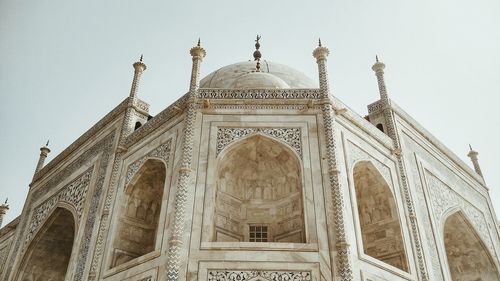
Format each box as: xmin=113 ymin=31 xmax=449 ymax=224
xmin=468 ymin=144 xmax=484 ymax=177
xmin=0 ymin=198 xmax=8 ymax=228
xmin=129 ymin=55 xmax=147 ymax=103
xmin=372 ymin=55 xmax=388 ymax=102
xmin=34 ymin=141 xmax=50 ymax=178
xmin=189 ymin=39 xmax=206 ymax=92
xmin=312 ymin=38 xmax=330 ymax=97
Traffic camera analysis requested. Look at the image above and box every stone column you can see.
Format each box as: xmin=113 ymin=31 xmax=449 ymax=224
xmin=33 ymin=143 xmax=50 ymax=179
xmin=371 ymin=59 xmax=429 ymax=280
xmin=313 ymin=41 xmax=354 ymax=281
xmin=468 ymin=145 xmax=483 ymax=177
xmin=372 ymin=57 xmax=389 ymax=102
xmin=166 ymin=40 xmax=206 ymax=281
xmin=121 ymin=57 xmax=147 ymax=140
xmin=0 ymin=199 xmax=8 ymax=228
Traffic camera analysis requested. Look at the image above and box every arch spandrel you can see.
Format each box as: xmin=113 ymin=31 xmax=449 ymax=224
xmin=17 ymin=207 xmax=76 ymax=281
xmin=443 ymin=211 xmax=500 ymax=281
xmin=214 ymin=134 xmax=305 ymax=243
xmin=353 ymin=160 xmax=409 ymax=272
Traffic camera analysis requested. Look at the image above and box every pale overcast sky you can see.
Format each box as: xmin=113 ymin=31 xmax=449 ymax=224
xmin=1 ymin=0 xmax=499 ymax=226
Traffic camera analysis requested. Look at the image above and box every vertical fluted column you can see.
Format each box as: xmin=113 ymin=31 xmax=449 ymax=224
xmin=468 ymin=145 xmax=483 ymax=177
xmin=0 ymin=199 xmax=8 ymax=228
xmin=371 ymin=59 xmax=429 ymax=280
xmin=166 ymin=40 xmax=205 ymax=281
xmin=313 ymin=41 xmax=354 ymax=281
xmin=33 ymin=143 xmax=50 ymax=179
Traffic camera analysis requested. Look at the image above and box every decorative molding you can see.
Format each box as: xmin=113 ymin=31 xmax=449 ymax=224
xmin=23 ymin=168 xmax=93 ymax=253
xmin=367 ymin=100 xmax=386 ymax=114
xmin=207 ymin=270 xmax=312 ymax=281
xmin=427 ymin=173 xmax=495 ymax=255
xmin=125 ymin=94 xmax=188 ymax=148
xmin=198 ymin=88 xmax=321 ymax=100
xmin=216 ymin=127 xmax=302 ymax=158
xmin=125 ymin=140 xmax=173 ymax=186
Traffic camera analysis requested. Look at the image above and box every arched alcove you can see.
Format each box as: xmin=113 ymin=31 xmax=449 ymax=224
xmin=444 ymin=211 xmax=500 ymax=280
xmin=112 ymin=159 xmax=166 ymax=267
xmin=215 ymin=134 xmax=305 ymax=243
xmin=353 ymin=161 xmax=408 ymax=271
xmin=18 ymin=207 xmax=75 ymax=281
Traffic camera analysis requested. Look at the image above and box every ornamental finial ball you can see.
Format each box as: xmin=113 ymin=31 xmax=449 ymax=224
xmin=372 ymin=56 xmax=385 ymax=72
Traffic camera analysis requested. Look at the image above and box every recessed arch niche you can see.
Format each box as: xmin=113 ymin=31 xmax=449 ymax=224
xmin=18 ymin=207 xmax=76 ymax=281
xmin=444 ymin=211 xmax=500 ymax=281
xmin=353 ymin=161 xmax=408 ymax=272
xmin=111 ymin=159 xmax=166 ymax=267
xmin=214 ymin=134 xmax=305 ymax=243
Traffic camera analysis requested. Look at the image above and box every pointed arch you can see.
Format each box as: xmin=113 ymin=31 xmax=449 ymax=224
xmin=111 ymin=158 xmax=166 ymax=267
xmin=443 ymin=211 xmax=499 ymax=280
xmin=214 ymin=134 xmax=305 ymax=243
xmin=353 ymin=160 xmax=408 ymax=272
xmin=17 ymin=207 xmax=76 ymax=281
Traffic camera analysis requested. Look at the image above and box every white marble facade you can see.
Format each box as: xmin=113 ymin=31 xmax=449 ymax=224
xmin=0 ymin=42 xmax=499 ymax=281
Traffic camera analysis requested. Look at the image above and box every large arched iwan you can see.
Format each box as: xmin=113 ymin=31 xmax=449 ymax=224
xmin=214 ymin=134 xmax=305 ymax=243
xmin=353 ymin=161 xmax=409 ymax=272
xmin=111 ymin=159 xmax=166 ymax=267
xmin=444 ymin=211 xmax=500 ymax=281
xmin=17 ymin=207 xmax=76 ymax=280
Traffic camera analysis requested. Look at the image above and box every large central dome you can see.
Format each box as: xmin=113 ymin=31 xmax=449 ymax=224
xmin=200 ymin=60 xmax=317 ymax=89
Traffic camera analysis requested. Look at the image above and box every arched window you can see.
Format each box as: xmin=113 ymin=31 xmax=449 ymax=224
xmin=353 ymin=161 xmax=408 ymax=271
xmin=134 ymin=121 xmax=142 ymax=130
xmin=444 ymin=211 xmax=499 ymax=280
xmin=215 ymin=135 xmax=305 ymax=243
xmin=112 ymin=159 xmax=166 ymax=267
xmin=18 ymin=207 xmax=75 ymax=280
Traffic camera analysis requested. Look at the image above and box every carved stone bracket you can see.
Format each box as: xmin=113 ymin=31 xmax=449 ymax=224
xmin=125 ymin=140 xmax=172 ymax=186
xmin=427 ymin=173 xmax=495 ymax=255
xmin=216 ymin=127 xmax=302 ymax=158
xmin=207 ymin=270 xmax=312 ymax=281
xmin=23 ymin=167 xmax=93 ymax=253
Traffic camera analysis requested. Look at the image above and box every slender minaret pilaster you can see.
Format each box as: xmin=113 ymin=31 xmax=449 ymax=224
xmin=313 ymin=39 xmax=354 ymax=281
xmin=129 ymin=55 xmax=147 ymax=102
xmin=468 ymin=145 xmax=484 ymax=177
xmin=0 ymin=199 xmax=9 ymax=228
xmin=312 ymin=38 xmax=331 ymax=97
xmin=166 ymin=39 xmax=205 ymax=281
xmin=372 ymin=56 xmax=389 ymax=102
xmin=120 ymin=56 xmax=147 ymax=141
xmin=370 ymin=57 xmax=429 ymax=280
xmin=33 ymin=141 xmax=50 ymax=179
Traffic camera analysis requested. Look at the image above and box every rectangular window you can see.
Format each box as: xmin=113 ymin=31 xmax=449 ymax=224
xmin=249 ymin=225 xmax=268 ymax=242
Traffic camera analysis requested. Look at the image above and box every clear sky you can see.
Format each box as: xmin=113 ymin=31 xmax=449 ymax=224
xmin=1 ymin=0 xmax=499 ymax=226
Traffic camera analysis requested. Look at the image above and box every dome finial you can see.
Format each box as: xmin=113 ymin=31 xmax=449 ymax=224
xmin=376 ymin=55 xmax=379 ymax=63
xmin=253 ymin=35 xmax=262 ymax=72
xmin=197 ymin=38 xmax=201 ymax=47
xmin=140 ymin=54 xmax=143 ymax=62
xmin=318 ymin=38 xmax=322 ymax=47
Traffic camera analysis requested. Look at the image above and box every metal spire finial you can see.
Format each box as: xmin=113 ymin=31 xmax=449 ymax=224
xmin=318 ymin=38 xmax=322 ymax=47
xmin=253 ymin=35 xmax=262 ymax=71
xmin=376 ymin=55 xmax=379 ymax=63
xmin=3 ymin=198 xmax=7 ymax=204
xmin=46 ymin=139 xmax=50 ymax=147
xmin=140 ymin=54 xmax=143 ymax=62
xmin=469 ymin=144 xmax=473 ymax=151
xmin=197 ymin=38 xmax=201 ymax=47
